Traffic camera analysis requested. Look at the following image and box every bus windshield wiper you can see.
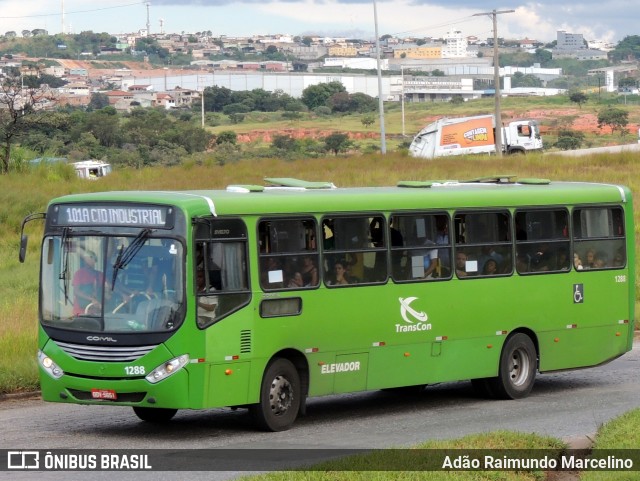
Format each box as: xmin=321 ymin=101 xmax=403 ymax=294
xmin=59 ymin=227 xmax=71 ymax=304
xmin=111 ymin=229 xmax=151 ymax=289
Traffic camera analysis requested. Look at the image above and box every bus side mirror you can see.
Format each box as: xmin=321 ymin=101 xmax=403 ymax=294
xmin=18 ymin=212 xmax=47 ymax=263
xmin=19 ymin=235 xmax=28 ymax=263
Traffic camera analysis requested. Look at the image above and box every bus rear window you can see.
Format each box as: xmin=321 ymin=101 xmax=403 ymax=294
xmin=573 ymin=207 xmax=625 ymax=270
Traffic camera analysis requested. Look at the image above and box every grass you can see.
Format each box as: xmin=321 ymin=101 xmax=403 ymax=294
xmin=235 ymin=431 xmax=565 ymax=481
xmin=232 ymin=412 xmax=640 ymax=480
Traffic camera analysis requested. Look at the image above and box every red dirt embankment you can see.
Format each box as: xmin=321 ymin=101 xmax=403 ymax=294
xmin=236 ymin=129 xmax=379 ymax=143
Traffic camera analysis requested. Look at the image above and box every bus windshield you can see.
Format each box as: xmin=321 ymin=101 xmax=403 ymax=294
xmin=41 ymin=233 xmax=184 ymax=333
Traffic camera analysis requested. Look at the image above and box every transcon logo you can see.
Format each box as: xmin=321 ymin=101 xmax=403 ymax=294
xmin=397 ymin=297 xmax=432 ymax=333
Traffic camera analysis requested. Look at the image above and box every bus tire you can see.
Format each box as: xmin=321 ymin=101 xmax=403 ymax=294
xmin=132 ymin=407 xmax=178 ymax=423
xmin=250 ymin=358 xmax=300 ymax=432
xmin=492 ymin=333 xmax=537 ymax=399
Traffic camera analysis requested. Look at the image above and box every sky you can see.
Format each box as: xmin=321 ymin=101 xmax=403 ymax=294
xmin=0 ymin=0 xmax=634 ymax=45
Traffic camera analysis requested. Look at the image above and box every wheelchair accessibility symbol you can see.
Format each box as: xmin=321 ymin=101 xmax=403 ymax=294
xmin=573 ymin=284 xmax=584 ymax=304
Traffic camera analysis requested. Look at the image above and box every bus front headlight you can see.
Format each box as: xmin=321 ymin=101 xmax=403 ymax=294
xmin=145 ymin=354 xmax=189 ymax=384
xmin=38 ymin=350 xmax=64 ymax=379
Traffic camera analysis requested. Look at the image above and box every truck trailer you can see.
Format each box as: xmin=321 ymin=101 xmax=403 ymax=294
xmin=408 ymin=114 xmax=543 ymax=159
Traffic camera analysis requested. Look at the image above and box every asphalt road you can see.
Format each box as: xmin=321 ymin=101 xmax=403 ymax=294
xmin=546 ymin=142 xmax=640 ymax=157
xmin=2 ymin=341 xmax=639 ymax=480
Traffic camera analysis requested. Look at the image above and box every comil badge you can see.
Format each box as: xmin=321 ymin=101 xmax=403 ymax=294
xmin=397 ymin=297 xmax=432 ymax=333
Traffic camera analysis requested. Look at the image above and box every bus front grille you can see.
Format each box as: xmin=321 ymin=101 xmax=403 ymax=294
xmin=55 ymin=341 xmax=158 ymax=362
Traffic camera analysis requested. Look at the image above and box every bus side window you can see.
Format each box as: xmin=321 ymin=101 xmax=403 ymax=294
xmin=194 ymin=219 xmax=250 ymax=328
xmin=258 ymin=218 xmax=319 ymax=291
xmin=573 ymin=207 xmax=626 ymax=271
xmin=389 ymin=212 xmax=450 ymax=283
xmin=322 ymin=215 xmax=387 ymax=286
xmin=515 ymin=209 xmax=570 ymax=275
xmin=454 ymin=211 xmax=512 ymax=278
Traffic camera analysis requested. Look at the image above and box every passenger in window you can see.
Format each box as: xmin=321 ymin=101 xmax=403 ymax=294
xmin=390 ymin=222 xmax=404 ymax=247
xmin=556 ymin=249 xmax=571 ymax=271
xmin=288 ymin=272 xmax=304 ymax=288
xmin=196 ymin=269 xmax=217 ymax=323
xmin=593 ymin=252 xmax=608 ymax=268
xmin=329 ymin=260 xmax=350 ymax=285
xmin=455 ymin=251 xmax=468 ymax=277
xmin=531 ymin=243 xmax=553 ymax=271
xmin=369 ymin=218 xmax=383 ymax=247
xmin=435 ymin=218 xmax=450 ymax=269
xmin=482 ymin=258 xmax=498 ymax=276
xmin=73 ymin=250 xmax=104 ymax=315
xmin=479 ymin=245 xmax=504 ymax=271
xmin=574 ymin=253 xmax=584 ymax=270
xmin=516 ymin=254 xmax=530 ymax=273
xmin=301 ymin=255 xmax=318 ymax=286
xmin=421 ymin=249 xmax=439 ymax=278
xmin=347 ymin=252 xmax=364 ymax=281
xmin=612 ymin=249 xmax=625 ymax=267
xmin=584 ymin=248 xmax=596 ymax=269
xmin=261 ymin=256 xmax=284 ymax=288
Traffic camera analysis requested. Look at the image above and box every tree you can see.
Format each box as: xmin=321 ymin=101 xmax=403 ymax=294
xmin=301 ymin=81 xmax=346 ymax=110
xmin=205 ymin=85 xmax=232 ymax=112
xmin=215 ymin=130 xmax=237 ymax=145
xmin=323 ymin=132 xmax=353 ymax=155
xmin=555 ymin=130 xmax=585 ymax=150
xmin=88 ymin=92 xmax=109 ymax=110
xmin=361 ymin=115 xmax=375 ymax=128
xmin=568 ymin=90 xmax=588 ymax=109
xmin=0 ymin=72 xmax=47 ymax=173
xmin=511 ymin=72 xmax=543 ymax=88
xmin=597 ymin=107 xmax=629 ymax=135
xmin=301 ymin=36 xmax=312 ymax=47
xmin=609 ymin=35 xmax=640 ymax=62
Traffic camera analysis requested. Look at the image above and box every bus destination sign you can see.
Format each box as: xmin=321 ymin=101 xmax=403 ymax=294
xmin=52 ymin=204 xmax=174 ymax=229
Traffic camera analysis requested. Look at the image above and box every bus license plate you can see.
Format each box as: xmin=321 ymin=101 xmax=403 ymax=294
xmin=91 ymin=389 xmax=117 ymax=400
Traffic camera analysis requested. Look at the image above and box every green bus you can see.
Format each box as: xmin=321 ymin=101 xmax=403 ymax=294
xmin=19 ymin=176 xmax=635 ymax=431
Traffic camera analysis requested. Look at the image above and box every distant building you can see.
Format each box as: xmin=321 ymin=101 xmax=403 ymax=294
xmin=327 ymin=45 xmax=358 ymax=57
xmin=393 ymin=45 xmax=441 ymax=60
xmin=556 ymin=30 xmax=586 ymax=50
xmin=552 ymin=30 xmax=607 ymax=60
xmin=442 ymin=30 xmax=470 ymax=58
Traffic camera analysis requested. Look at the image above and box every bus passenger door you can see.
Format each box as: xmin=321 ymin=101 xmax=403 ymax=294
xmin=330 ymin=353 xmax=368 ymax=394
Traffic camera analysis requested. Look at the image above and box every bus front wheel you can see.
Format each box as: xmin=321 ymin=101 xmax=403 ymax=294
xmin=132 ymin=406 xmax=178 ymax=423
xmin=492 ymin=333 xmax=537 ymax=399
xmin=250 ymin=358 xmax=301 ymax=432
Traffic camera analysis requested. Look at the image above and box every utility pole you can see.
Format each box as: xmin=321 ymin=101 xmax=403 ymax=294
xmin=401 ymin=65 xmax=405 ymax=137
xmin=146 ymin=2 xmax=151 ymax=36
xmin=473 ymin=9 xmax=513 ymax=156
xmin=373 ymin=0 xmax=387 ymax=154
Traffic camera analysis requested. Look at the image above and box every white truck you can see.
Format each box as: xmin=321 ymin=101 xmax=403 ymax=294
xmin=408 ymin=114 xmax=543 ymax=159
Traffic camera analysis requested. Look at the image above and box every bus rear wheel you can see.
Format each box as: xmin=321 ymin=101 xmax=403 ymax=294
xmin=132 ymin=407 xmax=178 ymax=423
xmin=492 ymin=333 xmax=537 ymax=399
xmin=250 ymin=358 xmax=301 ymax=432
